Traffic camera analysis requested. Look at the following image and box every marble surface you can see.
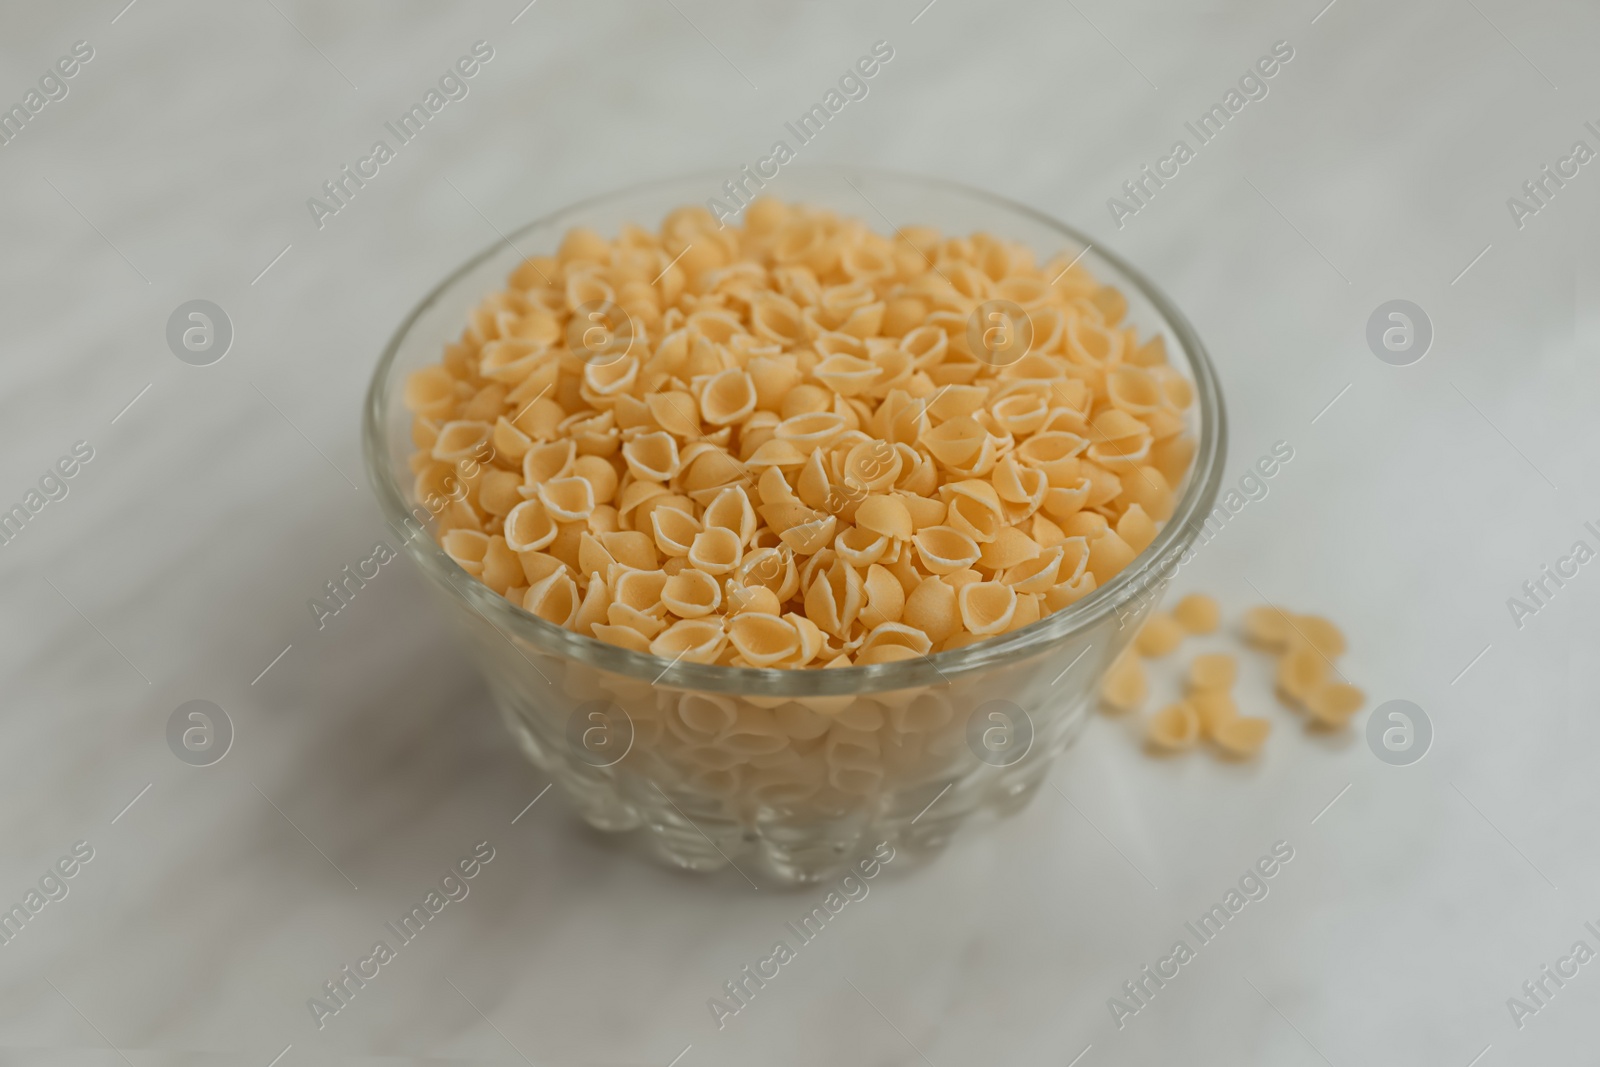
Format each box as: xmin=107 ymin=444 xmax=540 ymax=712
xmin=3 ymin=1 xmax=1599 ymax=1063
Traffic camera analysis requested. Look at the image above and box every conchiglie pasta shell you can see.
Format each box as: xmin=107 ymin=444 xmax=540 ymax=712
xmin=523 ymin=570 xmax=580 ymax=629
xmin=441 ymin=529 xmax=490 ymax=575
xmin=911 ymin=526 xmax=981 ymax=575
xmin=650 ymin=618 xmax=727 ymax=665
xmin=503 ymin=499 xmax=558 ymax=553
xmin=728 ymin=613 xmax=802 ymax=668
xmin=958 ymin=581 xmax=1017 ymax=635
xmin=661 ymin=569 xmax=722 ymax=619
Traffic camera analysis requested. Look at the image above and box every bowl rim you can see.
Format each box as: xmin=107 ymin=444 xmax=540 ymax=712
xmin=363 ymin=165 xmax=1228 ymax=695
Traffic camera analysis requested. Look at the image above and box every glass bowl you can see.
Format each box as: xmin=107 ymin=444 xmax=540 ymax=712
xmin=363 ymin=167 xmax=1227 ymax=885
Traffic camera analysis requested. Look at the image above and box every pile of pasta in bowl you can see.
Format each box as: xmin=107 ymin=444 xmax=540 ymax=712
xmin=402 ymin=197 xmax=1198 ymax=670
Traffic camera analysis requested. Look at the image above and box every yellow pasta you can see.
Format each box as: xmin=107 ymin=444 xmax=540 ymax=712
xmin=1276 ymin=642 xmax=1329 ymax=706
xmin=1189 ymin=689 xmax=1237 ymax=738
xmin=1146 ymin=702 xmax=1200 ymax=751
xmin=1134 ymin=611 xmax=1184 ymax=657
xmin=1211 ymin=716 xmax=1271 ymax=758
xmin=403 ymin=198 xmax=1203 ymax=667
xmin=1243 ymin=605 xmax=1295 ymax=649
xmin=1187 ymin=652 xmax=1236 ymax=692
xmin=1099 ymin=650 xmax=1146 ymax=712
xmin=1172 ymin=593 xmax=1221 ymax=635
xmin=1305 ymin=681 xmax=1364 ymax=727
xmin=1291 ymin=614 xmax=1347 ymax=659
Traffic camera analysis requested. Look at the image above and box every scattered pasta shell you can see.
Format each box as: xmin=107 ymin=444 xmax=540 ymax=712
xmin=1134 ymin=612 xmax=1184 ymax=658
xmin=1276 ymin=642 xmax=1330 ymax=706
xmin=1211 ymin=716 xmax=1271 ymax=758
xmin=1187 ymin=653 xmax=1237 ymax=692
xmin=1145 ymin=702 xmax=1200 ymax=751
xmin=661 ymin=569 xmax=722 ymax=619
xmin=1099 ymin=650 xmax=1146 ymax=712
xmin=727 ymin=613 xmax=801 ymax=668
xmin=1172 ymin=593 xmax=1221 ymax=635
xmin=1189 ymin=690 xmax=1237 ymax=737
xmin=1291 ymin=614 xmax=1347 ymax=659
xmin=1243 ymin=605 xmax=1295 ymax=649
xmin=1305 ymin=681 xmax=1364 ymax=728
xmin=957 ymin=581 xmax=1017 ymax=636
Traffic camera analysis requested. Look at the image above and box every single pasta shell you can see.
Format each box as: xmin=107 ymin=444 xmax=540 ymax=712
xmin=1099 ymin=651 xmax=1146 ymax=713
xmin=1145 ymin=702 xmax=1200 ymax=751
xmin=958 ymin=581 xmax=1017 ymax=636
xmin=727 ymin=613 xmax=801 ymax=668
xmin=687 ymin=526 xmax=744 ymax=575
xmin=1002 ymin=545 xmax=1063 ymax=595
xmin=979 ymin=526 xmax=1042 ymax=570
xmin=1243 ymin=605 xmax=1295 ymax=649
xmin=1292 ymin=614 xmax=1347 ymax=658
xmin=700 ymin=368 xmax=758 ymax=425
xmin=1172 ymin=593 xmax=1221 ymax=635
xmin=1189 ymin=690 xmax=1237 ymax=737
xmin=855 ymin=493 xmax=914 ymax=541
xmin=1187 ymin=653 xmax=1237 ymax=692
xmin=1134 ymin=612 xmax=1184 ymax=657
xmin=503 ymin=499 xmax=558 ymax=553
xmin=859 ymin=621 xmax=933 ymax=657
xmin=612 ymin=568 xmax=669 ymax=613
xmin=523 ymin=570 xmax=579 ymax=629
xmin=911 ymin=526 xmax=981 ymax=576
xmin=1086 ymin=529 xmax=1138 ymax=586
xmin=650 ymin=506 xmax=702 ymax=558
xmin=1211 ymin=716 xmax=1271 ymax=758
xmin=903 ymin=576 xmax=959 ymax=645
xmin=1305 ymin=681 xmax=1364 ymax=728
xmin=649 ymin=618 xmax=727 ymax=665
xmin=590 ymin=623 xmax=651 ymax=653
xmin=1106 ymin=364 xmax=1163 ymax=416
xmin=621 ymin=430 xmax=680 ymax=482
xmin=702 ymin=485 xmax=758 ymax=546
xmin=1276 ymin=642 xmax=1330 ymax=706
xmin=661 ymin=569 xmax=722 ymax=619
xmin=1116 ymin=504 xmax=1157 ymax=553
xmin=536 ymin=476 xmax=596 ymax=523
xmin=441 ymin=529 xmax=490 ymax=576
xmin=836 ymin=525 xmax=889 ymax=569
xmin=646 ymin=390 xmax=700 ymax=437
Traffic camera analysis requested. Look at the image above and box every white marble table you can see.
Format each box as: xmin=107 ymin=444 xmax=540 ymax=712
xmin=2 ymin=1 xmax=1598 ymax=1063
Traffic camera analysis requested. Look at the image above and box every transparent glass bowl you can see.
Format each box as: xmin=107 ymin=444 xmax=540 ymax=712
xmin=363 ymin=167 xmax=1227 ymax=884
